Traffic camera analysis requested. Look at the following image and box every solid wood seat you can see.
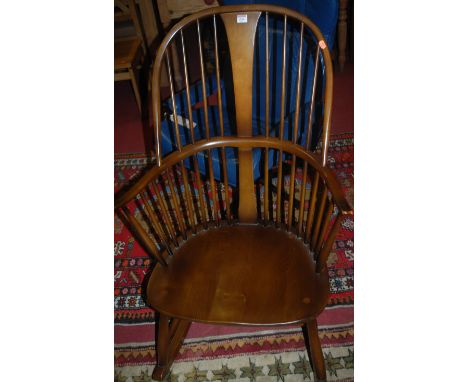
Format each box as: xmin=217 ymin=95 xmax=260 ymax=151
xmin=147 ymin=224 xmax=330 ymax=326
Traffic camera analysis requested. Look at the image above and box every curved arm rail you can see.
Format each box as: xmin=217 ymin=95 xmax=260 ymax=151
xmin=115 ymin=137 xmax=351 ymax=214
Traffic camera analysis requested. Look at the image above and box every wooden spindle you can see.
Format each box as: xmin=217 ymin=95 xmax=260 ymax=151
xmin=207 ymin=155 xmax=219 ymax=224
xmin=213 ymin=15 xmax=230 ymax=223
xmin=146 ymin=184 xmax=176 ymax=244
xmin=165 ymin=168 xmax=187 ymax=239
xmin=305 ymin=171 xmax=320 ymax=242
xmin=275 ymin=150 xmax=283 ymax=226
xmin=287 ymin=155 xmax=296 ymax=230
xmin=165 ymin=52 xmax=182 ymax=151
xmin=192 ymin=155 xmax=209 ymax=228
xmin=287 ymin=24 xmax=304 ymax=230
xmin=220 ymin=152 xmax=230 ymax=221
xmin=197 ymin=19 xmax=210 ymax=139
xmin=305 ymin=44 xmax=321 ymax=150
xmin=149 ymin=180 xmax=179 ymax=246
xmin=293 ymin=22 xmax=304 ymax=143
xmin=310 ymin=184 xmax=328 ymax=250
xmin=315 ymin=198 xmax=334 ymax=255
xmin=316 ymin=212 xmax=344 ymax=272
xmin=279 ymin=15 xmax=287 ymax=141
xmin=139 ymin=190 xmax=173 ymax=256
xmin=179 ymin=163 xmax=197 ymax=232
xmin=120 ymin=206 xmax=167 ymax=266
xmin=212 ymin=15 xmax=224 ymax=137
xmin=297 ymin=161 xmax=308 ymax=236
xmin=180 ymin=30 xmax=195 ymax=144
xmin=263 ymin=13 xmax=270 ymax=224
xmin=275 ymin=16 xmax=287 ymax=226
xmin=170 ymin=35 xmax=200 ymax=231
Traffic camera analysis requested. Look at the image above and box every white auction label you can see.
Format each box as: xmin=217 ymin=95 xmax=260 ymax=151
xmin=237 ymin=14 xmax=248 ymax=23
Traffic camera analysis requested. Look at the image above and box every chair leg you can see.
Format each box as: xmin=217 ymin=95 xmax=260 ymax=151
xmin=153 ymin=314 xmax=191 ymax=381
xmin=128 ymin=67 xmax=142 ymax=114
xmin=304 ymin=319 xmax=327 ymax=382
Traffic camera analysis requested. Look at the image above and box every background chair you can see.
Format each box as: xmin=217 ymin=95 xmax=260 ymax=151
xmin=156 ymin=0 xmax=220 ymax=88
xmin=115 ymin=4 xmax=352 ymax=381
xmin=114 ymin=0 xmax=148 ymax=113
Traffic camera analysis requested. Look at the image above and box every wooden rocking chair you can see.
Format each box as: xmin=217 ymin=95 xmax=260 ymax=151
xmin=115 ymin=5 xmax=353 ymax=381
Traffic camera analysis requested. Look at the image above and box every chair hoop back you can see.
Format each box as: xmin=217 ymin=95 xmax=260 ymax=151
xmin=151 ymin=4 xmax=334 ymax=168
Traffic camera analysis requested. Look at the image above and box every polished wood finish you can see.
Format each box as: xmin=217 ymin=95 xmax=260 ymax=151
xmin=275 ymin=15 xmax=288 ymax=227
xmin=117 ymin=5 xmax=351 ymax=380
xmin=263 ymin=13 xmax=270 ymax=223
xmin=196 ymin=19 xmax=219 ymax=224
xmin=287 ymin=22 xmax=305 ymax=230
xmin=213 ymin=15 xmax=231 ymax=222
xmin=153 ymin=314 xmax=191 ymax=380
xmin=305 ymin=319 xmax=327 ymax=381
xmin=220 ymin=11 xmax=260 ymax=223
xmin=148 ymin=225 xmax=330 ymax=325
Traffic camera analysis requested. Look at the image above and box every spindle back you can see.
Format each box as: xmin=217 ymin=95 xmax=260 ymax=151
xmin=150 ymin=5 xmax=334 ymax=223
xmin=115 ymin=137 xmax=352 ymax=271
xmin=152 ymin=4 xmax=333 ymax=167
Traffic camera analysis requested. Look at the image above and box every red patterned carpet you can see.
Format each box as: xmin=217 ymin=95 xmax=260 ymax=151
xmin=114 ymin=133 xmax=353 ymax=381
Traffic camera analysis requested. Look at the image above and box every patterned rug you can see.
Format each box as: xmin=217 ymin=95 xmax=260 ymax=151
xmin=114 ymin=133 xmax=354 ymax=382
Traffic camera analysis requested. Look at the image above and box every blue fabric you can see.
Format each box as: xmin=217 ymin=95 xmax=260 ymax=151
xmin=161 ymin=77 xmax=242 ymax=186
xmin=222 ymin=0 xmax=339 ymax=49
xmin=161 ymin=77 xmax=267 ymax=186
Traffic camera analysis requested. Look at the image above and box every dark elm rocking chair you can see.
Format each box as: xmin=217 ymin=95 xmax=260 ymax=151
xmin=115 ymin=5 xmax=353 ymax=381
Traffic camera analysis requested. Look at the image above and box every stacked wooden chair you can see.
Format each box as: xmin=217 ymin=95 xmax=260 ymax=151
xmin=114 ymin=0 xmax=148 ymax=113
xmin=115 ymin=4 xmax=352 ymax=381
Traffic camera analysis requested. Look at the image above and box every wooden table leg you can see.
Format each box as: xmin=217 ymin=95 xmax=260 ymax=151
xmin=338 ymin=0 xmax=349 ymax=72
